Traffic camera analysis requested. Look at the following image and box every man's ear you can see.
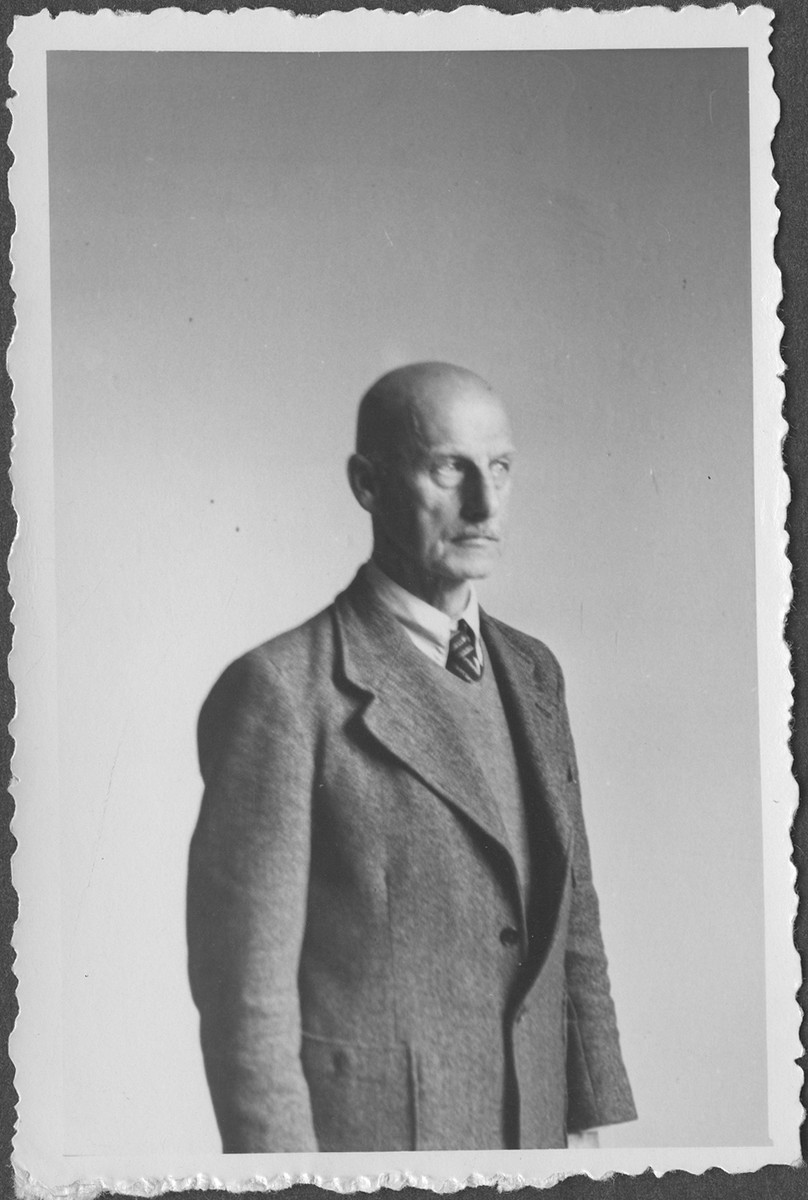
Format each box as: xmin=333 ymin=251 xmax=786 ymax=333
xmin=347 ymin=454 xmax=379 ymax=514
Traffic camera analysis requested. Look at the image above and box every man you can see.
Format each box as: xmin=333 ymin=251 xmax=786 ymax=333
xmin=187 ymin=362 xmax=636 ymax=1153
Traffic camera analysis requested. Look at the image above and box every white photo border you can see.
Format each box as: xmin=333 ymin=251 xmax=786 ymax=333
xmin=7 ymin=5 xmax=797 ymax=1196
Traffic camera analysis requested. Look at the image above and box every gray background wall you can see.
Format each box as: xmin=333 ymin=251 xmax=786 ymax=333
xmin=47 ymin=48 xmax=764 ymax=1151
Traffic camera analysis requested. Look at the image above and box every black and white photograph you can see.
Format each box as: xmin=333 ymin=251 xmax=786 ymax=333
xmin=7 ymin=5 xmax=797 ymax=1192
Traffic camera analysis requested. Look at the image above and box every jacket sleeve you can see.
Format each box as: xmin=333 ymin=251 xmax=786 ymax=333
xmin=556 ymin=667 xmax=638 ymax=1133
xmin=186 ymin=651 xmax=318 ymax=1152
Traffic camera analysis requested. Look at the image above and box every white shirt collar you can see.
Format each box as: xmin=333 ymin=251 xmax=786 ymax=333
xmin=363 ymin=559 xmax=482 ymax=669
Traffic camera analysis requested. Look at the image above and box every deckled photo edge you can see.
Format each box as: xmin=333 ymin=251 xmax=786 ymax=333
xmin=5 ymin=5 xmax=798 ymax=1197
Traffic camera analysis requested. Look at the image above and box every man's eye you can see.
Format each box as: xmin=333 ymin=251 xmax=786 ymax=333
xmin=433 ymin=461 xmax=464 ymax=484
xmin=490 ymin=460 xmax=512 ymax=481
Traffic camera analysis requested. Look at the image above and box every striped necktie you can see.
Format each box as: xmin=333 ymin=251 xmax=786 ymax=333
xmin=446 ymin=619 xmax=483 ymax=683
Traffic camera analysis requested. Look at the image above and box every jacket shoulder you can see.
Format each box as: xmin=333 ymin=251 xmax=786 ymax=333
xmin=201 ymin=603 xmax=337 ymax=713
xmin=247 ymin=602 xmax=336 ymax=678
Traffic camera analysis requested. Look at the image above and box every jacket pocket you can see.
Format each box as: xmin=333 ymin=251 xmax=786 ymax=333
xmin=300 ymin=1033 xmax=414 ymax=1152
xmin=407 ymin=1042 xmax=510 ymax=1151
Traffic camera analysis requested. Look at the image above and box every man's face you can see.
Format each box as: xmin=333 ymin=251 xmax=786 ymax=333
xmin=372 ymin=381 xmax=515 ymax=592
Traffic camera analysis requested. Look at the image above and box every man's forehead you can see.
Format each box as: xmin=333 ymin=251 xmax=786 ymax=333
xmin=409 ymin=385 xmax=513 ymax=445
xmin=355 ymin=362 xmax=513 ymax=462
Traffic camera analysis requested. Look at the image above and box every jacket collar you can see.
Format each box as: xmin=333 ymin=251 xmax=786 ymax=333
xmin=335 ymin=569 xmax=503 ymax=839
xmin=362 ymin=558 xmax=482 ymax=668
xmin=480 ymin=613 xmax=572 ymax=853
xmin=334 ymin=570 xmax=571 ymax=900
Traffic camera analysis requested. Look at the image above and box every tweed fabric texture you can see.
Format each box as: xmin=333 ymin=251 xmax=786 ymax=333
xmin=187 ymin=568 xmax=637 ymax=1152
xmin=429 ymin=648 xmax=532 ymax=904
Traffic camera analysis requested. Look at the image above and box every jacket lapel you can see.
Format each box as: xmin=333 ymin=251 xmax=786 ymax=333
xmin=480 ymin=613 xmax=573 ymax=856
xmin=334 ymin=571 xmax=513 ymax=863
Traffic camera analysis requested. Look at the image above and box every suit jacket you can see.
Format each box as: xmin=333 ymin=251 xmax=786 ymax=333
xmin=187 ymin=568 xmax=636 ymax=1153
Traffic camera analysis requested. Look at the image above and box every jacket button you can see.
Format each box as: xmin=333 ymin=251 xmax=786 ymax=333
xmin=499 ymin=926 xmax=519 ymax=947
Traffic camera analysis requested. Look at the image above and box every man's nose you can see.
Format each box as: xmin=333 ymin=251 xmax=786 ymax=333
xmin=461 ymin=469 xmax=500 ymax=521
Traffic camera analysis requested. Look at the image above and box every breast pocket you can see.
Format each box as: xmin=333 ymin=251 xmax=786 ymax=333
xmin=300 ymin=1032 xmax=414 ymax=1152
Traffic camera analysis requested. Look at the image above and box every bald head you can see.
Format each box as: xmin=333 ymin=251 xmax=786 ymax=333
xmin=356 ymin=362 xmax=500 ymax=464
xmin=348 ymin=362 xmax=515 ymax=616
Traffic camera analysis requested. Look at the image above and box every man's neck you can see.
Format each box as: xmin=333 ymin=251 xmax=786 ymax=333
xmin=369 ymin=551 xmax=471 ymax=620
